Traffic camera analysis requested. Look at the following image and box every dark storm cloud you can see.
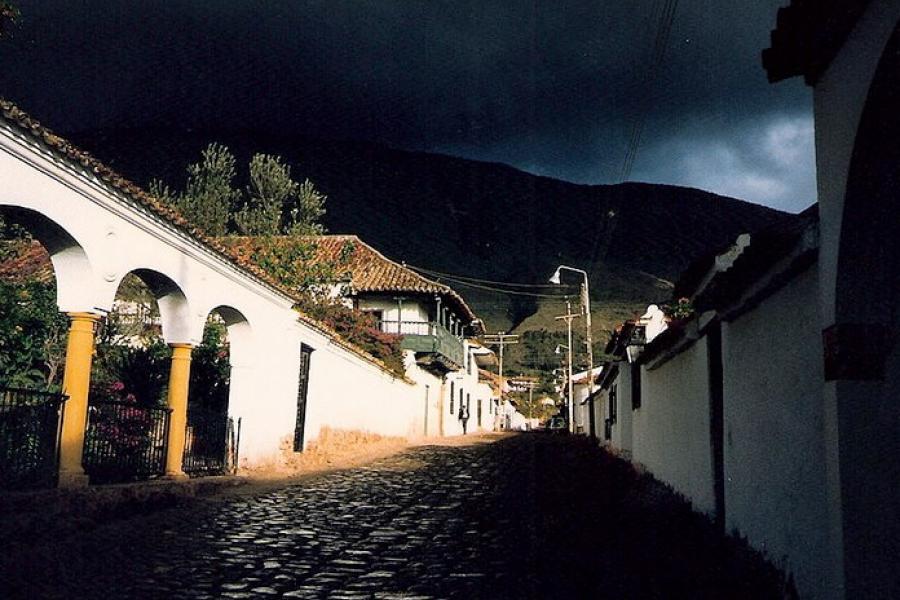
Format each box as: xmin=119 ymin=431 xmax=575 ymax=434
xmin=0 ymin=0 xmax=813 ymax=211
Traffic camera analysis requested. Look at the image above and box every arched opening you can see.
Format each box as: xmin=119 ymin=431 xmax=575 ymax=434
xmin=830 ymin=21 xmax=900 ymax=596
xmin=0 ymin=207 xmax=85 ymax=489
xmin=82 ymin=269 xmax=190 ymax=484
xmin=182 ymin=305 xmax=251 ymax=476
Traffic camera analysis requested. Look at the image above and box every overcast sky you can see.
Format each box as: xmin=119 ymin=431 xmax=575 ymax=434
xmin=0 ymin=1 xmax=814 ymax=212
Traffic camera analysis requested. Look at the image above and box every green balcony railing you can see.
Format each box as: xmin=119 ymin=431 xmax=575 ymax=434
xmin=380 ymin=320 xmax=464 ymax=368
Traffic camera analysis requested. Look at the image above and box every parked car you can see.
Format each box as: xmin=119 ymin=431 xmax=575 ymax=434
xmin=546 ymin=416 xmax=568 ymax=435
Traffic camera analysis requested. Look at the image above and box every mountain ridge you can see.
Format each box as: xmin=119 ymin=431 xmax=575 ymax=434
xmin=68 ymin=128 xmax=791 ymax=371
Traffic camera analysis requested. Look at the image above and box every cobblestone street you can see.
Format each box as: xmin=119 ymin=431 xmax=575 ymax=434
xmin=0 ymin=434 xmax=787 ymax=599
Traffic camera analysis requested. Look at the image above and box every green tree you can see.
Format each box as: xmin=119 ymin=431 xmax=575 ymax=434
xmin=181 ymin=143 xmax=241 ymax=236
xmin=188 ymin=316 xmax=231 ymax=413
xmin=152 ymin=144 xmax=326 ymax=237
xmin=152 ymin=143 xmax=241 ymax=236
xmin=234 ymin=153 xmax=295 ymax=235
xmin=234 ymin=155 xmax=327 ymax=236
xmin=286 ymin=178 xmax=326 ymax=236
xmin=0 ymin=280 xmax=67 ymax=389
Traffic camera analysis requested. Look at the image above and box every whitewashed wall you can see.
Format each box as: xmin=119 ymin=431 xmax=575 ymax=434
xmin=610 ymin=365 xmax=635 ymax=455
xmin=404 ymin=353 xmax=446 ymax=438
xmin=572 ymin=381 xmax=590 ymax=435
xmin=634 ymin=338 xmax=715 ymax=515
xmin=442 ymin=341 xmax=484 ymax=436
xmin=302 ymin=337 xmax=421 ymax=448
xmin=722 ymin=266 xmax=835 ymax=599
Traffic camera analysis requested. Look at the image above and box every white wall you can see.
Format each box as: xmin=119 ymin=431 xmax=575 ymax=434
xmin=722 ymin=266 xmax=834 ymax=599
xmin=357 ymin=297 xmax=429 ymax=326
xmin=404 ymin=352 xmax=446 ymax=438
xmin=634 ymin=338 xmax=715 ymax=515
xmin=302 ymin=339 xmax=421 ymax=449
xmin=610 ymin=364 xmax=634 ymax=455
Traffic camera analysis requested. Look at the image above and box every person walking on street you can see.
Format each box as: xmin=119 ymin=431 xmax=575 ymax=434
xmin=459 ymin=403 xmax=470 ymax=435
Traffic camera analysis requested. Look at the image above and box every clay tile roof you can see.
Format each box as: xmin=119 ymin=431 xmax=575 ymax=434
xmin=311 ymin=235 xmax=479 ymax=323
xmin=0 ymin=240 xmax=53 ymax=284
xmin=223 ymin=235 xmax=480 ymax=324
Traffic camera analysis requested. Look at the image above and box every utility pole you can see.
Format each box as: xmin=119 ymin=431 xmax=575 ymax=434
xmin=555 ymin=300 xmax=581 ymax=434
xmin=483 ymin=331 xmax=519 ymax=430
xmin=581 ymin=280 xmax=595 ymax=440
xmin=550 ymin=266 xmax=595 ymax=437
xmin=523 ymin=380 xmax=538 ymax=419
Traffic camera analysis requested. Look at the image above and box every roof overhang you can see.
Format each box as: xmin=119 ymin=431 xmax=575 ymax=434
xmin=762 ymin=0 xmax=873 ymax=84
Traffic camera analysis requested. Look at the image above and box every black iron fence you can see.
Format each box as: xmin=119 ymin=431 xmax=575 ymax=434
xmin=0 ymin=386 xmax=67 ymax=490
xmin=183 ymin=408 xmax=236 ymax=476
xmin=82 ymin=400 xmax=170 ymax=484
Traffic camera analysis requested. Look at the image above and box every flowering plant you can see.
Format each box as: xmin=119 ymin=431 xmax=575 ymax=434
xmin=664 ymin=297 xmax=694 ymax=321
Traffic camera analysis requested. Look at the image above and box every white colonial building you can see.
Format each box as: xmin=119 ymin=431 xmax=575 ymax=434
xmin=0 ymin=100 xmax=495 ymax=493
xmin=301 ymin=235 xmax=498 ymax=437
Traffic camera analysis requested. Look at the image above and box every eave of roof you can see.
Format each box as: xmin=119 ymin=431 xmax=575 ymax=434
xmin=639 ymin=207 xmax=820 ymax=370
xmin=226 ymin=234 xmax=480 ymax=325
xmin=762 ymin=0 xmax=872 ymax=84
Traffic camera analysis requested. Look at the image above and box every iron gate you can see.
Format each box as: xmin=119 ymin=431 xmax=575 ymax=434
xmin=82 ymin=400 xmax=170 ymax=484
xmin=183 ymin=408 xmax=234 ymax=476
xmin=0 ymin=386 xmax=67 ymax=490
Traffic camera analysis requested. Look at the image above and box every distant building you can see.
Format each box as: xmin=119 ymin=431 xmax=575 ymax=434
xmin=271 ymin=235 xmax=498 ymax=437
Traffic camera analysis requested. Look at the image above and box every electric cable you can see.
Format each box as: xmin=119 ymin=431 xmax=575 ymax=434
xmin=405 ymin=263 xmax=578 ymax=290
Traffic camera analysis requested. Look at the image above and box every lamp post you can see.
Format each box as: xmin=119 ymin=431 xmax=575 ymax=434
xmin=550 ymin=265 xmax=594 ymax=438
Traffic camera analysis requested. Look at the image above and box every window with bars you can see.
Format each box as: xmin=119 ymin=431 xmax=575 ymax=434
xmin=450 ymin=381 xmax=455 ymax=415
xmin=293 ymin=344 xmax=314 ymax=452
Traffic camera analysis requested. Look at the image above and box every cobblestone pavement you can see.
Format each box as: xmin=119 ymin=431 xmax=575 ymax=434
xmin=0 ymin=434 xmax=787 ymax=599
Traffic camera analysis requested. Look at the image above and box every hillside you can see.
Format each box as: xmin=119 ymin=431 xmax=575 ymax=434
xmin=69 ymin=129 xmax=789 ymax=372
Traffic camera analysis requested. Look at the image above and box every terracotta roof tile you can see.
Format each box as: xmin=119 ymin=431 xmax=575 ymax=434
xmin=0 ymin=240 xmax=53 ymax=284
xmin=224 ymin=235 xmax=480 ymax=324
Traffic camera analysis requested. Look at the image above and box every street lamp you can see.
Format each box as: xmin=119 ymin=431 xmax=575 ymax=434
xmin=550 ymin=265 xmax=595 ymax=438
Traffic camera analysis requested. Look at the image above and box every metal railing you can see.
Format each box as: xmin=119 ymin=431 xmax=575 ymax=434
xmin=82 ymin=399 xmax=171 ymax=484
xmin=381 ymin=320 xmax=465 ymax=367
xmin=0 ymin=386 xmax=67 ymax=490
xmin=183 ymin=408 xmax=234 ymax=477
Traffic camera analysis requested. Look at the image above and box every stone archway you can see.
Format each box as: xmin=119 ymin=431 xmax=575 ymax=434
xmin=0 ymin=205 xmax=98 ymax=313
xmin=182 ymin=304 xmax=254 ymax=475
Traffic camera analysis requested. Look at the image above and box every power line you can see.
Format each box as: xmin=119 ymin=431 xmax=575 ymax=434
xmin=433 ymin=276 xmax=575 ymax=299
xmin=405 ymin=263 xmax=577 ymax=290
xmin=619 ymin=0 xmax=680 ymax=182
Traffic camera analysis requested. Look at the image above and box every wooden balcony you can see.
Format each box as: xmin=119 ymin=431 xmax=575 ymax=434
xmin=379 ymin=320 xmax=464 ymax=369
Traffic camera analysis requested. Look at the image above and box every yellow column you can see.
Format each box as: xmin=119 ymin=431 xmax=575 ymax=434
xmin=164 ymin=343 xmax=193 ymax=479
xmin=58 ymin=312 xmax=101 ymax=488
